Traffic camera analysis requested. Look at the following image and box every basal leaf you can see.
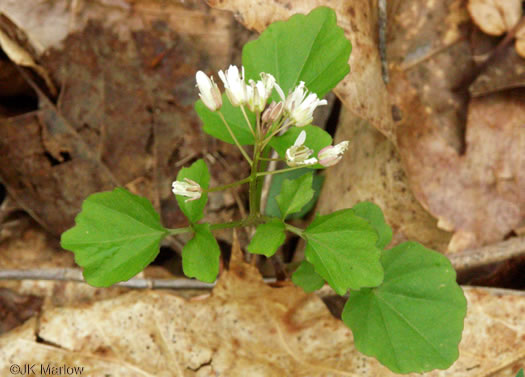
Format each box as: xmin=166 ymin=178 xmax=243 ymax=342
xmin=352 ymin=202 xmax=392 ymax=249
xmin=275 ymin=172 xmax=314 ymax=219
xmin=342 ymin=242 xmax=467 ymax=374
xmin=243 ymin=6 xmax=351 ymax=98
xmin=265 ymin=168 xmax=324 ymax=219
xmin=516 ymin=369 xmax=524 ymax=377
xmin=269 ymin=125 xmax=332 ymax=170
xmin=246 ymin=218 xmax=286 ymax=257
xmin=61 ymin=188 xmax=167 ymax=287
xmin=196 ymin=95 xmax=255 ymax=145
xmin=175 ymin=159 xmax=210 ymax=223
xmin=182 ymin=223 xmax=220 ymax=283
xmin=304 ymin=209 xmax=383 ymax=295
xmin=292 ymin=260 xmax=325 ymax=293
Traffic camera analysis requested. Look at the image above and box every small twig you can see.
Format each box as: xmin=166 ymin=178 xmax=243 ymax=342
xmin=378 ymin=0 xmax=389 ymax=83
xmin=0 ymin=268 xmax=276 ymax=289
xmin=449 ymin=236 xmax=525 ymax=271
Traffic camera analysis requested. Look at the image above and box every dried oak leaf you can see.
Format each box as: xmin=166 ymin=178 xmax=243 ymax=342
xmin=393 ymin=75 xmax=525 ymax=252
xmin=467 ymin=0 xmax=522 ymax=36
xmin=208 ymin=0 xmax=395 ymax=140
xmin=0 ymin=242 xmax=524 ymax=376
xmin=0 ymin=0 xmax=250 ymax=234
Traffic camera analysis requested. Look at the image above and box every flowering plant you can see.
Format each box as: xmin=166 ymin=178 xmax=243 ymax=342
xmin=61 ymin=7 xmax=466 ymax=374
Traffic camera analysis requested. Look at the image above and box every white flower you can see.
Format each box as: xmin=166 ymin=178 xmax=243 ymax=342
xmin=285 ymin=130 xmax=318 ymax=167
xmin=247 ymin=73 xmax=277 ymax=112
xmin=195 ymin=71 xmax=222 ymax=111
xmin=284 ymin=82 xmax=327 ymax=127
xmin=318 ymin=141 xmax=349 ymax=167
xmin=218 ymin=65 xmax=248 ymax=106
xmin=172 ymin=178 xmax=202 ymax=202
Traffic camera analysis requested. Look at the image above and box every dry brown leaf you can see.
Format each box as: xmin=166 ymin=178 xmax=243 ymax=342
xmin=317 ymin=108 xmax=452 ymax=252
xmin=467 ymin=0 xmax=522 ymax=36
xmin=0 ymin=0 xmax=251 ymax=235
xmin=392 ymin=74 xmax=525 ymax=252
xmin=0 ymin=243 xmax=524 ymax=376
xmin=208 ymin=0 xmax=395 ymax=140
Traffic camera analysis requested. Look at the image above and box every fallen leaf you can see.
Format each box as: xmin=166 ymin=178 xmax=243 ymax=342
xmin=467 ymin=0 xmax=522 ymax=36
xmin=392 ymin=74 xmax=525 ymax=251
xmin=0 ymin=239 xmax=524 ymax=376
xmin=0 ymin=0 xmax=251 ymax=235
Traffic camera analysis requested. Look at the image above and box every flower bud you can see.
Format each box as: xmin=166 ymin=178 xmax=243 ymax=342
xmin=262 ymin=101 xmax=284 ymax=125
xmin=318 ymin=141 xmax=349 ymax=167
xmin=172 ymin=178 xmax=202 ymax=202
xmin=285 ymin=130 xmax=318 ymax=167
xmin=195 ymin=71 xmax=222 ymax=112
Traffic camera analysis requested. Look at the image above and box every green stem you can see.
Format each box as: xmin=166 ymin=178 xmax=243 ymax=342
xmin=167 ymin=226 xmax=193 ymax=235
xmin=218 ymin=112 xmax=253 ymax=166
xmin=258 ymin=157 xmax=284 ymax=162
xmin=240 ymin=105 xmax=255 ymax=136
xmin=206 ymin=177 xmax=251 ymax=192
xmin=249 ymin=144 xmax=262 ymax=217
xmin=285 ymin=223 xmax=304 ymax=237
xmin=256 ymin=166 xmax=307 ymax=177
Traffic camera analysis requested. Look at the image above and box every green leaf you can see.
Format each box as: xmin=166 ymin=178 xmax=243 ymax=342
xmin=516 ymin=369 xmax=524 ymax=377
xmin=61 ymin=188 xmax=167 ymax=287
xmin=182 ymin=223 xmax=220 ymax=283
xmin=175 ymin=159 xmax=210 ymax=223
xmin=195 ymin=95 xmax=255 ymax=145
xmin=342 ymin=242 xmax=467 ymax=374
xmin=352 ymin=202 xmax=392 ymax=249
xmin=265 ymin=168 xmax=324 ymax=219
xmin=275 ymin=172 xmax=314 ymax=219
xmin=304 ymin=209 xmax=383 ymax=295
xmin=292 ymin=260 xmax=325 ymax=293
xmin=243 ymin=6 xmax=351 ymax=98
xmin=269 ymin=125 xmax=332 ymax=169
xmin=246 ymin=218 xmax=286 ymax=257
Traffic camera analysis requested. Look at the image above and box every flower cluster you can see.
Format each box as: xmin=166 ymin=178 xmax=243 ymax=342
xmin=196 ymin=65 xmax=327 ymax=128
xmin=172 ymin=65 xmax=349 ymax=203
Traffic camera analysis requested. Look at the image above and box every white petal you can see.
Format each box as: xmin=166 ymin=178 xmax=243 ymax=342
xmin=294 ymin=130 xmax=307 ymax=146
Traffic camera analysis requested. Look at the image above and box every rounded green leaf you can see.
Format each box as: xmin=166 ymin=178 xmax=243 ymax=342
xmin=182 ymin=223 xmax=220 ymax=283
xmin=292 ymin=260 xmax=325 ymax=293
xmin=195 ymin=95 xmax=255 ymax=146
xmin=352 ymin=201 xmax=392 ymax=249
xmin=342 ymin=242 xmax=467 ymax=374
xmin=175 ymin=159 xmax=210 ymax=223
xmin=304 ymin=209 xmax=383 ymax=295
xmin=265 ymin=168 xmax=324 ymax=220
xmin=247 ymin=218 xmax=286 ymax=257
xmin=243 ymin=6 xmax=351 ymax=98
xmin=275 ymin=172 xmax=315 ymax=219
xmin=269 ymin=125 xmax=332 ymax=170
xmin=61 ymin=188 xmax=168 ymax=287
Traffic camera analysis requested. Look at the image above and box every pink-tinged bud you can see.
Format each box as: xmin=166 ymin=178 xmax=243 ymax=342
xmin=172 ymin=178 xmax=202 ymax=202
xmin=262 ymin=101 xmax=284 ymax=124
xmin=196 ymin=71 xmax=222 ymax=111
xmin=318 ymin=141 xmax=349 ymax=167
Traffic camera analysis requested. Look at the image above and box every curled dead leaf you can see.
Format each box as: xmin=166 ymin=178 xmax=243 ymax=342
xmin=467 ymin=0 xmax=522 ymax=36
